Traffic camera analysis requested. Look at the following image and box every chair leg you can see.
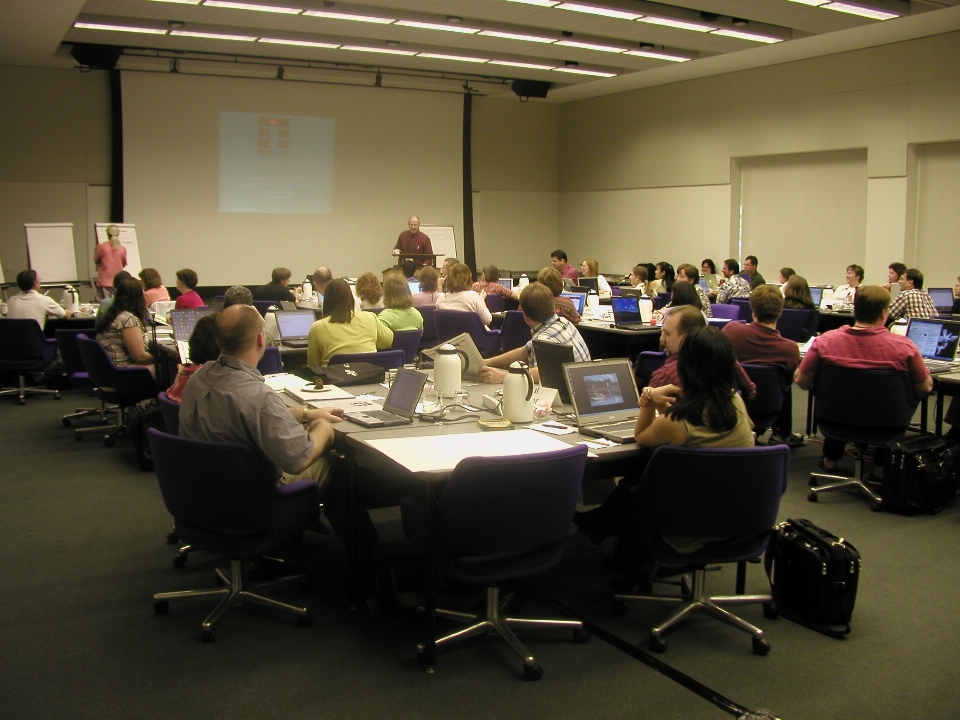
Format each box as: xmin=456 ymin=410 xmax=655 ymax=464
xmin=0 ymin=373 xmax=60 ymax=405
xmin=809 ymin=455 xmax=882 ymax=505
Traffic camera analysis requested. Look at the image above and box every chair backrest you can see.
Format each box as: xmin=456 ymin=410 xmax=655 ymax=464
xmin=484 ymin=293 xmax=503 ymax=313
xmin=776 ymin=308 xmax=818 ymax=342
xmin=0 ymin=318 xmax=56 ymax=363
xmin=710 ymin=303 xmax=740 ymax=320
xmin=416 ymin=305 xmax=438 ymax=348
xmin=731 ymin=297 xmax=753 ymax=321
xmin=499 ymin=310 xmax=532 ymax=352
xmin=252 ymin=300 xmax=280 ymax=317
xmin=634 ymin=350 xmax=667 ymax=387
xmin=157 ymin=391 xmax=180 ymax=436
xmin=328 ymin=349 xmax=404 ymax=370
xmin=437 ymin=445 xmax=587 ymax=579
xmin=76 ymin=334 xmax=157 ymax=404
xmin=391 ymin=329 xmax=423 ymax=365
xmin=814 ymin=365 xmax=916 ymax=442
xmin=256 ymin=346 xmax=283 ymax=375
xmin=55 ymin=328 xmax=91 ymax=378
xmin=741 ymin=363 xmax=787 ymax=432
xmin=637 ymin=445 xmax=789 ymax=540
xmin=434 ymin=310 xmax=501 ymax=357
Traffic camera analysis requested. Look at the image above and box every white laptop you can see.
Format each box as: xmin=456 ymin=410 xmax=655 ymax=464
xmin=563 ymin=358 xmax=640 ymax=443
xmin=170 ymin=308 xmax=215 ymax=363
xmin=275 ymin=310 xmax=316 ymax=348
xmin=343 ymin=368 xmax=428 ymax=427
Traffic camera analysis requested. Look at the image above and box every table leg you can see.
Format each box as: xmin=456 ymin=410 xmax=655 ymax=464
xmin=420 ymin=481 xmax=439 ymax=672
xmin=920 ymin=396 xmax=928 ymax=433
xmin=805 ymin=388 xmax=815 ymax=438
xmin=936 ymin=386 xmax=945 ymax=437
xmin=344 ymin=445 xmax=360 ymax=609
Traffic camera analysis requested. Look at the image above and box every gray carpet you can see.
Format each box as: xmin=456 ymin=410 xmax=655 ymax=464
xmin=1 ymin=387 xmax=959 ymax=720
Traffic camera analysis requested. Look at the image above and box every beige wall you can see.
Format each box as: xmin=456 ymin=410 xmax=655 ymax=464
xmin=0 ymin=66 xmax=111 ymax=282
xmin=558 ymin=31 xmax=960 ymax=287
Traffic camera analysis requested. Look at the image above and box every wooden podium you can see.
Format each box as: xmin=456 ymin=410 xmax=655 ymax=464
xmin=397 ymin=252 xmax=442 ymax=268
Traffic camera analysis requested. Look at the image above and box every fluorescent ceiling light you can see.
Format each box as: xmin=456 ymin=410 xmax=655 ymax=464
xmin=73 ymin=22 xmax=168 ymax=34
xmin=394 ymin=20 xmax=479 ymax=34
xmin=302 ymin=10 xmax=395 ymax=24
xmin=555 ymin=3 xmax=642 ymax=20
xmin=786 ymin=0 xmax=829 ymax=5
xmin=202 ymin=1 xmax=301 ymax=13
xmin=258 ymin=37 xmax=340 ymax=48
xmin=553 ymin=67 xmax=616 ymax=77
xmin=487 ymin=60 xmax=556 ymax=70
xmin=170 ymin=29 xmax=257 ymax=40
xmin=636 ymin=16 xmax=713 ymax=32
xmin=711 ymin=28 xmax=783 ymax=43
xmin=555 ymin=39 xmax=625 ymax=53
xmin=505 ymin=0 xmax=560 ymax=6
xmin=478 ymin=30 xmax=556 ymax=43
xmin=417 ymin=53 xmax=489 ymax=63
xmin=622 ymin=49 xmax=689 ymax=62
xmin=340 ymin=45 xmax=417 ymax=56
xmin=822 ymin=2 xmax=898 ymax=19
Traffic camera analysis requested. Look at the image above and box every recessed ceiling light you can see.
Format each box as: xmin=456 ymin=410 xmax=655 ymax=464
xmin=555 ymin=3 xmax=642 ymax=20
xmin=555 ymin=39 xmax=626 ymax=53
xmin=340 ymin=45 xmax=417 ymax=56
xmin=478 ymin=30 xmax=556 ymax=43
xmin=302 ymin=10 xmax=395 ymax=24
xmin=822 ymin=2 xmax=899 ymax=19
xmin=637 ymin=16 xmax=714 ymax=32
xmin=170 ymin=29 xmax=257 ymax=40
xmin=504 ymin=0 xmax=560 ymax=6
xmin=622 ymin=49 xmax=690 ymax=61
xmin=73 ymin=22 xmax=169 ymax=34
xmin=487 ymin=60 xmax=556 ymax=70
xmin=202 ymin=1 xmax=302 ymax=13
xmin=417 ymin=53 xmax=489 ymax=63
xmin=394 ymin=20 xmax=480 ymax=34
xmin=711 ymin=29 xmax=783 ymax=43
xmin=553 ymin=67 xmax=616 ymax=77
xmin=258 ymin=37 xmax=340 ymax=48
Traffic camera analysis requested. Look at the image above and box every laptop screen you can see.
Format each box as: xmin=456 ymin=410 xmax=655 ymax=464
xmin=564 ymin=360 xmax=640 ymax=423
xmin=928 ymin=288 xmax=954 ymax=311
xmin=382 ymin=369 xmax=427 ymax=417
xmin=905 ymin=319 xmax=960 ymax=361
xmin=579 ymin=277 xmax=599 ymax=293
xmin=559 ymin=292 xmax=586 ymax=314
xmin=611 ymin=296 xmax=641 ymax=324
xmin=809 ymin=287 xmax=823 ymax=306
xmin=408 ymin=280 xmax=420 ymax=294
xmin=699 ymin=278 xmax=709 ymax=292
xmin=498 ymin=278 xmax=513 ymax=290
xmin=275 ymin=311 xmax=316 ymax=340
xmin=170 ymin=308 xmax=215 ymax=342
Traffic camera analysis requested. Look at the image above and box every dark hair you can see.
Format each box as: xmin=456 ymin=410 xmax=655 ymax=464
xmin=16 ymin=269 xmax=37 ymax=292
xmin=401 ymin=259 xmax=417 ymax=279
xmin=322 ymin=279 xmax=355 ymax=324
xmin=904 ymin=268 xmax=924 ymax=289
xmin=780 ymin=267 xmax=795 ymax=280
xmin=888 ymin=262 xmax=907 ymax=279
xmin=223 ymin=285 xmax=253 ymax=308
xmin=113 ymin=271 xmax=133 ymax=287
xmin=96 ymin=277 xmax=148 ymax=333
xmin=745 ymin=255 xmax=759 ymax=268
xmin=139 ymin=268 xmax=162 ymax=289
xmin=750 ymin=285 xmax=784 ymax=323
xmin=783 ymin=275 xmax=815 ymax=310
xmin=669 ymin=280 xmax=701 ymax=310
xmin=641 ymin=263 xmax=657 ymax=280
xmin=550 ymin=249 xmax=568 ymax=263
xmin=701 ymin=259 xmax=716 ymax=274
xmin=271 ymin=267 xmax=291 ymax=284
xmin=854 ymin=285 xmax=891 ymax=324
xmin=676 ymin=263 xmax=699 ymax=283
xmin=418 ymin=266 xmax=439 ymax=293
xmin=668 ymin=327 xmax=740 ymax=433
xmin=657 ymin=262 xmax=676 ymax=293
xmin=519 ymin=283 xmax=556 ymax=323
xmin=187 ymin=314 xmax=220 ymax=364
xmin=847 ymin=264 xmax=865 ymax=282
xmin=724 ymin=258 xmax=740 ymax=275
xmin=481 ymin=265 xmax=500 ymax=283
xmin=176 ymin=268 xmax=198 ymax=290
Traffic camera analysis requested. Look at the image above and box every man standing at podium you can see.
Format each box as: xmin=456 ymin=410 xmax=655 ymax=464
xmin=392 ymin=216 xmax=433 ymax=266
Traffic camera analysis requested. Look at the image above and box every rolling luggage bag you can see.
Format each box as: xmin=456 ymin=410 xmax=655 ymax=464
xmin=881 ymin=436 xmax=959 ymax=515
xmin=764 ymin=518 xmax=860 ymax=638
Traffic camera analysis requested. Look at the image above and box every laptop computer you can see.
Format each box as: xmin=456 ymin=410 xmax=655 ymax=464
xmin=498 ymin=278 xmax=514 ymax=291
xmin=280 ymin=300 xmax=298 ymax=311
xmin=532 ymin=339 xmax=575 ymax=404
xmin=699 ymin=278 xmax=710 ymax=293
xmin=905 ymin=318 xmax=960 ymax=373
xmin=702 ymin=274 xmax=720 ymax=290
xmin=928 ymin=288 xmax=955 ymax=315
xmin=563 ymin=359 xmax=640 ymax=443
xmin=809 ymin=287 xmax=823 ymax=308
xmin=170 ymin=308 xmax=215 ymax=362
xmin=619 ymin=287 xmax=645 ymax=300
xmin=578 ymin=277 xmax=599 ymax=294
xmin=274 ymin=310 xmax=316 ymax=348
xmin=610 ymin=296 xmax=652 ymax=330
xmin=407 ymin=280 xmax=420 ymax=294
xmin=343 ymin=368 xmax=428 ymax=427
xmin=559 ymin=292 xmax=586 ymax=315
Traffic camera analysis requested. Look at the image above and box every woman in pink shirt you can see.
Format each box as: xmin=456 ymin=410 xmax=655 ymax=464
xmin=139 ymin=268 xmax=171 ymax=307
xmin=92 ymin=225 xmax=127 ymax=300
xmin=174 ymin=268 xmax=204 ymax=309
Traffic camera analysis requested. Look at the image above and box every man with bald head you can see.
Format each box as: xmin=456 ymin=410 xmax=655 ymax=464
xmin=392 ymin=215 xmax=433 ymax=266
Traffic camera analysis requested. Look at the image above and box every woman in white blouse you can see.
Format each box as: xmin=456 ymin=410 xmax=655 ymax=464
xmin=580 ymin=258 xmax=612 ymax=299
xmin=436 ymin=262 xmax=492 ymax=326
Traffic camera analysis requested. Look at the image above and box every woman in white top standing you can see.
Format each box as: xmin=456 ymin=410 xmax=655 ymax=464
xmin=832 ymin=264 xmax=863 ymax=307
xmin=580 ymin=258 xmax=612 ymax=299
xmin=436 ymin=262 xmax=492 ymax=326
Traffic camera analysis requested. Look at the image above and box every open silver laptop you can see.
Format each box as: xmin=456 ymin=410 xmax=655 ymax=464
xmin=905 ymin=318 xmax=960 ymax=374
xmin=343 ymin=368 xmax=427 ymax=427
xmin=563 ymin=359 xmax=640 ymax=443
xmin=170 ymin=308 xmax=215 ymax=363
xmin=275 ymin=310 xmax=315 ymax=348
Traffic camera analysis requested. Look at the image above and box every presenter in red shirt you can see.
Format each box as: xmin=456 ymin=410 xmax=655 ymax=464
xmin=392 ymin=216 xmax=433 ymax=266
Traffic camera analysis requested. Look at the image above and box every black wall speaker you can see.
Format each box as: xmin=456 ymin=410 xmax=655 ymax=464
xmin=511 ymin=80 xmax=551 ymax=99
xmin=70 ymin=43 xmax=122 ymax=70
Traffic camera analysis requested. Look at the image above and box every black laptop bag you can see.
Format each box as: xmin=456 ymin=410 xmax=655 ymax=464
xmin=881 ymin=436 xmax=959 ymax=515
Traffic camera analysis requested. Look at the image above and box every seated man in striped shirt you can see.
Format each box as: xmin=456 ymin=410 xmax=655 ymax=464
xmin=479 ymin=282 xmax=590 ymax=384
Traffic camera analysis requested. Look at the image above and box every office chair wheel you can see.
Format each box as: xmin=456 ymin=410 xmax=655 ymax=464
xmin=807 ymin=492 xmax=818 ymax=502
xmin=172 ymin=555 xmax=188 ymax=568
xmin=870 ymin=502 xmax=883 ymax=513
xmin=612 ymin=600 xmax=629 ymax=616
xmin=19 ymin=398 xmax=26 ymax=406
xmin=54 ymin=392 xmax=61 ymax=400
xmin=104 ymin=436 xmax=115 ymax=447
xmin=297 ymin=611 xmax=313 ymax=628
xmin=62 ymin=418 xmax=71 ymax=426
xmin=166 ymin=530 xmax=179 ymax=545
xmin=752 ymin=637 xmax=770 ymax=656
xmin=201 ymin=628 xmax=216 ymax=643
xmin=573 ymin=627 xmax=591 ymax=644
xmin=153 ymin=601 xmax=169 ymax=614
xmin=763 ymin=603 xmax=779 ymax=619
xmin=523 ymin=663 xmax=543 ymax=681
xmin=649 ymin=635 xmax=667 ymax=653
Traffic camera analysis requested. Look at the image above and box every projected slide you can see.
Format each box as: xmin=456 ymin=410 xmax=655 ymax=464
xmin=219 ymin=112 xmax=334 ymax=214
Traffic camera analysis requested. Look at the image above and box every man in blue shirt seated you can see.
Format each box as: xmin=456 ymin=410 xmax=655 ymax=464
xmin=480 ymin=283 xmax=590 ymax=383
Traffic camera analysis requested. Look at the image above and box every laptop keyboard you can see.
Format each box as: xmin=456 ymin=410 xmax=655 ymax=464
xmin=361 ymin=410 xmax=406 ymax=422
xmin=924 ymin=359 xmax=955 ymax=374
xmin=593 ymin=420 xmax=637 ymax=433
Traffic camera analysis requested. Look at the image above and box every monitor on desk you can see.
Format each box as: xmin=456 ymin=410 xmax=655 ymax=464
xmin=928 ymin=288 xmax=955 ymax=314
xmin=905 ymin=318 xmax=960 ymax=362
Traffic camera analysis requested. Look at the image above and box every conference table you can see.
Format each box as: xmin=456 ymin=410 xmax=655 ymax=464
xmin=280 ymin=375 xmax=639 ymax=672
xmin=575 ymin=318 xmax=662 ymax=361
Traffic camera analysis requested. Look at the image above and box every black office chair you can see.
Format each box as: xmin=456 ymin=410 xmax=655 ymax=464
xmin=400 ymin=445 xmax=590 ymax=680
xmin=741 ymin=363 xmax=787 ymax=438
xmin=56 ymin=328 xmax=110 ymax=426
xmin=634 ymin=350 xmax=667 ymax=388
xmin=0 ymin=319 xmax=61 ymax=405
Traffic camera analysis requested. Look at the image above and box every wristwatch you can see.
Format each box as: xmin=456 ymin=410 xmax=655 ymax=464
xmin=302 ymin=407 xmax=309 ymax=425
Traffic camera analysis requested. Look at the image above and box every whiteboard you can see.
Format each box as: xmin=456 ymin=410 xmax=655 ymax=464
xmin=422 ymin=225 xmax=459 ymax=265
xmin=0 ymin=253 xmax=4 ymax=284
xmin=24 ymin=223 xmax=79 ymax=283
xmin=95 ymin=223 xmax=142 ymax=276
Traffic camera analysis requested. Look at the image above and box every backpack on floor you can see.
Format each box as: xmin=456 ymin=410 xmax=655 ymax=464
xmin=881 ymin=436 xmax=959 ymax=515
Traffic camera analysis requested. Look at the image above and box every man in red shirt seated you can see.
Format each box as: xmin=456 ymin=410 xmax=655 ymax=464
xmin=723 ymin=285 xmax=802 ymax=446
xmin=550 ymin=249 xmax=579 ymax=281
xmin=795 ymin=285 xmax=932 ymax=472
